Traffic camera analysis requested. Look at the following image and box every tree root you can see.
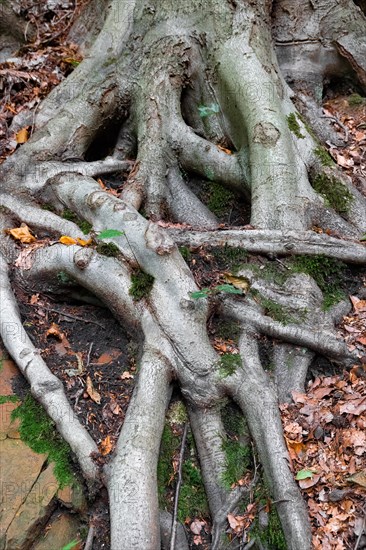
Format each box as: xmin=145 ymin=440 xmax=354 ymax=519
xmin=169 ymin=228 xmax=366 ymax=264
xmin=0 ymin=252 xmax=99 ymax=483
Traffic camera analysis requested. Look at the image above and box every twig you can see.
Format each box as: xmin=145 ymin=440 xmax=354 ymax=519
xmin=28 ymin=302 xmax=106 ymax=328
xmin=84 ymin=524 xmax=95 ymax=550
xmin=86 ymin=342 xmax=94 ymax=367
xmin=321 ymin=114 xmax=349 ymax=142
xmin=170 ymin=423 xmax=188 ymax=550
xmin=354 ymin=506 xmax=366 ymax=550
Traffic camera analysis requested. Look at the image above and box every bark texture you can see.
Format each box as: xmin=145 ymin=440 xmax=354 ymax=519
xmin=1 ymin=0 xmax=365 ymax=548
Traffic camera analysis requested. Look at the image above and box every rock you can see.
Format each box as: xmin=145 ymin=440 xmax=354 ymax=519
xmin=31 ymin=511 xmax=82 ymax=550
xmin=0 ymin=440 xmax=47 ymax=549
xmin=57 ymin=481 xmax=87 ymax=514
xmin=0 ymin=402 xmax=20 ymax=440
xmin=5 ymin=463 xmax=59 ymax=549
xmin=0 ymin=356 xmax=19 ymax=396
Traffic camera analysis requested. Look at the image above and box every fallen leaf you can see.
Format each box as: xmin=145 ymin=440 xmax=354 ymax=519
xmin=46 ymin=322 xmax=64 ymax=340
xmin=121 ymin=371 xmax=134 ymax=380
xmin=16 ymin=127 xmax=29 ymax=144
xmin=190 ymin=519 xmax=205 ymax=535
xmin=217 ymin=144 xmax=233 ymax=154
xmin=99 ymin=435 xmax=113 ymax=455
xmin=347 ymin=470 xmax=366 ymax=488
xmin=298 ymin=474 xmax=321 ymax=489
xmin=59 ymin=235 xmax=78 ymax=245
xmin=96 ymin=349 xmax=122 ymax=365
xmin=6 ymin=224 xmax=36 ymax=243
xmin=295 ymin=468 xmax=317 ymax=480
xmin=76 ymin=237 xmax=92 ymax=246
xmin=223 ymin=273 xmax=251 ymax=292
xmin=86 ymin=376 xmax=101 ymax=404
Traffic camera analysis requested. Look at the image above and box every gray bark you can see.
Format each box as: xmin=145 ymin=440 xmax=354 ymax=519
xmin=1 ymin=0 xmax=365 ymax=548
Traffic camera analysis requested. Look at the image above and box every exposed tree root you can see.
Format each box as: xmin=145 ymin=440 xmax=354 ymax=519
xmin=170 ymin=228 xmax=366 ymax=264
xmin=1 ymin=0 xmax=366 ymax=548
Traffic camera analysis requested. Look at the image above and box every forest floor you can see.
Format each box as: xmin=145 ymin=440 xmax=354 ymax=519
xmin=1 ymin=1 xmax=366 ymax=549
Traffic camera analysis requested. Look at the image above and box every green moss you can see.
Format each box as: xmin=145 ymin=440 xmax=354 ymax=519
xmin=296 ymin=113 xmax=317 ymax=140
xmin=62 ymin=209 xmax=92 ymax=235
xmin=290 ymin=255 xmax=346 ymax=309
xmin=57 ymin=271 xmax=73 ymax=285
xmin=255 ymin=294 xmax=295 ymax=325
xmin=286 ymin=113 xmax=305 ymax=139
xmin=208 ymin=182 xmax=234 ymax=216
xmin=96 ymin=242 xmax=120 ymax=257
xmin=313 ymin=146 xmax=334 ymax=167
xmin=41 ymin=203 xmax=57 ymax=213
xmin=211 ymin=245 xmax=248 ymax=272
xmin=252 ymin=478 xmax=287 ymax=549
xmin=157 ymin=424 xmax=208 ymax=521
xmin=215 ymin=320 xmax=241 ymax=342
xmin=348 ymin=93 xmax=366 ymax=106
xmin=221 ymin=403 xmax=247 ymax=438
xmin=221 ymin=438 xmax=251 ymax=489
xmin=0 ymin=395 xmax=19 ymax=404
xmin=178 ymin=459 xmax=209 ymax=522
xmin=218 ymin=353 xmax=242 ymax=378
xmin=312 ymin=173 xmax=353 ymax=213
xmin=157 ymin=425 xmax=180 ymax=506
xmin=179 ymin=246 xmax=191 ymax=262
xmin=129 ymin=269 xmax=154 ymax=300
xmin=11 ymin=395 xmax=74 ymax=487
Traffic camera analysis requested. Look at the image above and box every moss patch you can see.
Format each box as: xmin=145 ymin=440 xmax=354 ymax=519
xmin=129 ymin=269 xmax=154 ymax=300
xmin=313 ymin=146 xmax=334 ymax=167
xmin=215 ymin=320 xmax=241 ymax=343
xmin=179 ymin=246 xmax=191 ymax=262
xmin=96 ymin=242 xmax=120 ymax=257
xmin=218 ymin=353 xmax=242 ymax=378
xmin=62 ymin=209 xmax=92 ymax=235
xmin=290 ymin=255 xmax=346 ymax=309
xmin=11 ymin=395 xmax=74 ymax=487
xmin=210 ymin=245 xmax=248 ymax=273
xmin=252 ymin=480 xmax=287 ymax=549
xmin=221 ymin=404 xmax=251 ymax=489
xmin=207 ymin=182 xmax=234 ymax=217
xmin=157 ymin=424 xmax=209 ymax=522
xmin=286 ymin=113 xmax=305 ymax=139
xmin=0 ymin=395 xmax=19 ymax=404
xmin=312 ymin=173 xmax=353 ymax=214
xmin=348 ymin=93 xmax=366 ymax=106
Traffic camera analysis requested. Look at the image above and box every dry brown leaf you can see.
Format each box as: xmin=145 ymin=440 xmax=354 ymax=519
xmin=46 ymin=322 xmax=64 ymax=340
xmin=86 ymin=376 xmax=101 ymax=404
xmin=217 ymin=144 xmax=233 ymax=154
xmin=16 ymin=127 xmax=29 ymax=144
xmin=96 ymin=349 xmax=122 ymax=365
xmin=6 ymin=224 xmax=36 ymax=243
xmin=298 ymin=474 xmax=321 ymax=489
xmin=121 ymin=371 xmax=134 ymax=380
xmin=347 ymin=470 xmax=366 ymax=488
xmin=99 ymin=435 xmax=113 ymax=455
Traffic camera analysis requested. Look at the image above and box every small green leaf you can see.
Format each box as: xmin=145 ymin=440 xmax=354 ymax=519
xmin=60 ymin=540 xmax=79 ymax=550
xmin=190 ymin=289 xmax=210 ymax=299
xmin=215 ymin=284 xmax=243 ymax=295
xmin=98 ymin=229 xmax=125 ymax=240
xmin=360 ymin=234 xmax=366 ymax=241
xmin=295 ymin=469 xmax=317 ymax=481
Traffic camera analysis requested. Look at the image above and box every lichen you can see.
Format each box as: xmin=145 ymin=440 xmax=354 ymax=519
xmin=286 ymin=113 xmax=305 ymax=139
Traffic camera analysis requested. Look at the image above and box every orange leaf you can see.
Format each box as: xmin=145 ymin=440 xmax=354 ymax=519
xmin=59 ymin=235 xmax=78 ymax=245
xmin=217 ymin=145 xmax=233 ymax=155
xmin=16 ymin=127 xmax=29 ymax=144
xmin=99 ymin=435 xmax=113 ymax=456
xmin=6 ymin=224 xmax=36 ymax=243
xmin=86 ymin=376 xmax=101 ymax=404
xmin=76 ymin=237 xmax=92 ymax=246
